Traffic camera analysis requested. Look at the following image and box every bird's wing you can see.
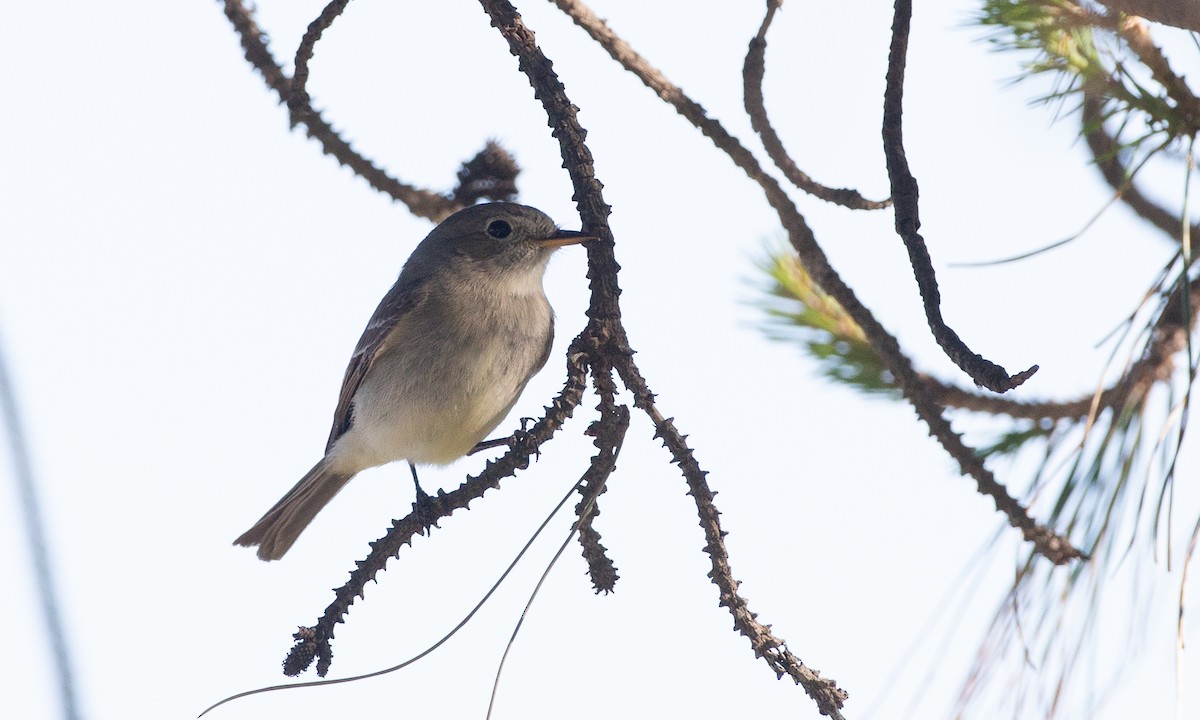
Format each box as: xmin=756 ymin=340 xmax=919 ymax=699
xmin=325 ymin=277 xmax=429 ymax=453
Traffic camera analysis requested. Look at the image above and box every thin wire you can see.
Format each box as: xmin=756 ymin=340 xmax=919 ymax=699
xmin=199 ymin=475 xmax=587 ymax=717
xmin=0 ymin=325 xmax=81 ymax=720
xmin=484 ymin=476 xmax=610 ymax=719
xmin=485 ymin=405 xmax=627 ymax=718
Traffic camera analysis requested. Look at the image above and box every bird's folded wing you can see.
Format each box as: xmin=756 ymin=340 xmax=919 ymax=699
xmin=325 ymin=278 xmax=429 ymax=453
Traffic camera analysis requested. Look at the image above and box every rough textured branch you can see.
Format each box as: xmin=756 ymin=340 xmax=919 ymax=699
xmin=883 ymin=0 xmax=1038 ymax=393
xmin=573 ymin=321 xmax=625 ymax=592
xmin=574 ymin=402 xmax=627 ymax=593
xmin=616 ymin=359 xmax=849 ymax=716
xmin=552 ymin=0 xmax=1080 ymax=563
xmin=288 ymin=0 xmax=350 ymax=126
xmin=743 ymin=0 xmax=890 ymax=210
xmin=1095 ymin=0 xmax=1200 ymax=34
xmin=220 ymin=0 xmax=465 ymax=221
xmin=916 ymin=276 xmax=1200 ymax=420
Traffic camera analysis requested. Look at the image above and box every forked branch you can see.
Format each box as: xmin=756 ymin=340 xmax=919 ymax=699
xmin=551 ymin=0 xmax=1079 ymax=564
xmin=480 ymin=1 xmax=847 ymax=713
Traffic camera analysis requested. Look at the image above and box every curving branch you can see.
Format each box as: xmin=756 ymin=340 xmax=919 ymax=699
xmin=882 ymin=0 xmax=1038 ymax=393
xmin=550 ymin=0 xmax=1080 ymax=564
xmin=743 ymin=0 xmax=891 ymax=211
xmin=1081 ymin=89 xmax=1200 ymax=244
xmin=287 ymin=0 xmax=351 ymax=126
xmin=768 ymin=244 xmax=1195 ymax=422
xmin=220 ymin=0 xmax=466 ymax=221
xmin=925 ymin=278 xmax=1198 ymax=419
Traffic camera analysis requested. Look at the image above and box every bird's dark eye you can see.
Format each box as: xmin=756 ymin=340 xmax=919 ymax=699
xmin=486 ymin=219 xmax=512 ymax=239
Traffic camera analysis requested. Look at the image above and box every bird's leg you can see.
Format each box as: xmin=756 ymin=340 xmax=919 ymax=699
xmin=408 ymin=461 xmax=426 ymax=497
xmin=408 ymin=462 xmax=436 ymax=530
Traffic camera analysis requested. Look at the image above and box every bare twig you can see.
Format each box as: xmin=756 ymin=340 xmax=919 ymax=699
xmin=743 ymin=0 xmax=890 ymax=210
xmin=637 ymin=390 xmax=850 ymax=716
xmin=1081 ymin=89 xmax=1200 ymax=244
xmin=551 ymin=0 xmax=1080 ymax=563
xmin=220 ymin=0 xmax=465 ymax=220
xmin=575 ymin=326 xmax=624 ymax=593
xmin=883 ymin=0 xmax=1038 ymax=393
xmin=924 ymin=272 xmax=1199 ymax=419
xmin=933 ymin=270 xmax=1196 ymax=421
xmin=287 ymin=0 xmax=351 ymax=126
xmin=574 ymin=402 xmax=627 ymax=592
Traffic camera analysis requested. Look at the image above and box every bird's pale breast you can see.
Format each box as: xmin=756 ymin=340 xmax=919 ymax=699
xmin=334 ymin=274 xmax=553 ymax=470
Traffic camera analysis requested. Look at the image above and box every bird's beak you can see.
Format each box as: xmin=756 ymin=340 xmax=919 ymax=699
xmin=536 ymin=229 xmax=594 ymax=248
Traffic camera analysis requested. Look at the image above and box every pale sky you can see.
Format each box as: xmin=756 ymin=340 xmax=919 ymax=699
xmin=1 ymin=2 xmax=1196 ymax=719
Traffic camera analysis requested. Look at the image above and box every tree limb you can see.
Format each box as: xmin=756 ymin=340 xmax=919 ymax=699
xmin=882 ymin=0 xmax=1038 ymax=393
xmin=743 ymin=0 xmax=890 ymax=210
xmin=551 ymin=0 xmax=1080 ymax=564
xmin=220 ymin=0 xmax=465 ymax=221
xmin=1080 ymin=89 xmax=1199 ymax=245
xmin=1095 ymin=0 xmax=1200 ymax=34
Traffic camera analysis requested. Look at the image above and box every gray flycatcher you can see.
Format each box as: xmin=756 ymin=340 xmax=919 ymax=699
xmin=234 ymin=202 xmax=591 ymax=560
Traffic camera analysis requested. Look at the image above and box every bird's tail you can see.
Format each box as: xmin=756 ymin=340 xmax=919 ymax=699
xmin=234 ymin=457 xmax=354 ymax=561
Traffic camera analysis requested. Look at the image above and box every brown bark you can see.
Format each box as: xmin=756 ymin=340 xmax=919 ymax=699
xmin=1097 ymin=0 xmax=1200 ymax=33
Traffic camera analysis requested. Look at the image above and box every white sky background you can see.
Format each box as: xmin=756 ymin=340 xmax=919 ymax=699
xmin=1 ymin=1 xmax=1197 ymax=719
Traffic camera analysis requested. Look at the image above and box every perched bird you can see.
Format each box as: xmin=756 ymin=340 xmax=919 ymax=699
xmin=234 ymin=202 xmax=591 ymax=560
